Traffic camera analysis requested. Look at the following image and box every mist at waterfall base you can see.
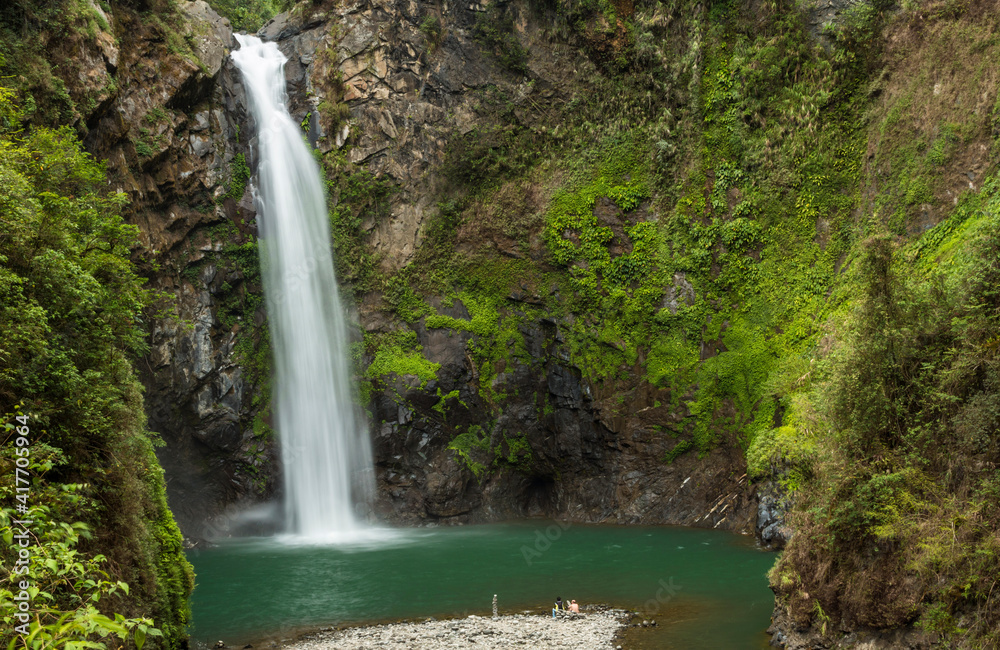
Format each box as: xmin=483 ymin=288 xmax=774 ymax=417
xmin=230 ymin=35 xmax=377 ymax=543
xmin=187 ymin=523 xmax=774 ymax=649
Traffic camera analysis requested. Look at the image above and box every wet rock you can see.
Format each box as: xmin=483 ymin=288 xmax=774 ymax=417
xmin=70 ymin=1 xmax=283 ymax=539
xmin=767 ymin=602 xmax=938 ymax=649
xmin=370 ymin=308 xmax=756 ymax=530
xmin=259 ymin=8 xmax=326 ymax=42
xmin=757 ymin=483 xmax=792 ymax=549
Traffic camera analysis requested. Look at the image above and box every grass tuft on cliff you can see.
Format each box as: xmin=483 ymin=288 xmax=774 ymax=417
xmin=205 ymin=0 xmax=294 ymax=33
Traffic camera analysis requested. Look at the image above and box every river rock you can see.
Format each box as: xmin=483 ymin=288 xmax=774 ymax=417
xmin=281 ymin=610 xmax=629 ymax=650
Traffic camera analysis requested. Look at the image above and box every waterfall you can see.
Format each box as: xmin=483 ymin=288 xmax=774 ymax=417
xmin=231 ymin=35 xmax=374 ymax=540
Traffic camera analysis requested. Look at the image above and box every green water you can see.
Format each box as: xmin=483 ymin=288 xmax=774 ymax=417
xmin=187 ymin=523 xmax=775 ymax=649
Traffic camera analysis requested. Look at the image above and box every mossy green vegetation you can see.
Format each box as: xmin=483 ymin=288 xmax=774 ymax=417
xmin=863 ymin=2 xmax=1000 ymax=237
xmin=478 ymin=0 xmax=868 ymax=462
xmin=757 ymin=4 xmax=1000 ymax=644
xmin=324 ymin=156 xmax=394 ymax=294
xmin=351 ymin=0 xmax=1000 ymax=642
xmin=361 ymin=0 xmax=873 ymax=466
xmin=473 ymin=5 xmax=531 ymax=75
xmin=223 ymin=153 xmax=251 ymax=203
xmin=0 ymin=431 xmax=165 ymax=650
xmin=365 ymin=330 xmax=440 ymax=387
xmin=425 ymin=290 xmax=531 ymax=404
xmin=447 ymin=425 xmax=534 ymax=480
xmin=772 ymin=192 xmax=1000 ymax=642
xmin=432 ymin=388 xmax=463 ymax=416
xmin=0 ymin=0 xmax=217 ymax=132
xmin=0 ymin=0 xmax=116 ymax=127
xmin=0 ymin=91 xmax=192 ymax=648
xmin=204 ymin=0 xmax=293 ymax=33
xmin=447 ymin=425 xmax=492 ymax=479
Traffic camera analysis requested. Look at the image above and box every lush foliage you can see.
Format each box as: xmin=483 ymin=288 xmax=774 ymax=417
xmin=771 ymin=182 xmax=1000 ymax=643
xmin=353 ymin=0 xmax=1000 ymax=643
xmin=0 ymin=0 xmax=112 ymax=127
xmin=363 ymin=0 xmax=867 ymax=468
xmin=204 ymin=0 xmax=294 ymax=33
xmin=0 ymin=428 xmax=162 ymax=650
xmin=0 ymin=92 xmax=193 ymax=649
xmin=325 ymin=163 xmax=393 ymax=293
xmin=365 ymin=330 xmax=440 ymax=388
xmin=447 ymin=424 xmax=533 ymax=480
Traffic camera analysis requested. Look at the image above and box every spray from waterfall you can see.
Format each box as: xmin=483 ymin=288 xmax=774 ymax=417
xmin=230 ymin=34 xmax=374 ymax=541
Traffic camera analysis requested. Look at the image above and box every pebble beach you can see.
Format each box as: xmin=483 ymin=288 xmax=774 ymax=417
xmin=279 ymin=609 xmax=629 ymax=650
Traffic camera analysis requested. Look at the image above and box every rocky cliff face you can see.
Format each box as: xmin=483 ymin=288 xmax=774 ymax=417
xmin=371 ymin=307 xmax=756 ymax=529
xmin=62 ymin=0 xmax=761 ymax=539
xmin=34 ymin=0 xmax=1000 ymax=646
xmin=259 ymin=0 xmax=585 ymax=267
xmin=243 ymin=0 xmax=760 ymax=533
xmin=52 ymin=1 xmax=278 ymax=537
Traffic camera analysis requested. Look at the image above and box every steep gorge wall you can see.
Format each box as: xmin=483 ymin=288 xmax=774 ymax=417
xmin=24 ymin=0 xmax=276 ymax=538
xmin=13 ymin=0 xmax=1000 ymax=646
xmin=69 ymin=0 xmax=764 ymax=540
xmin=0 ymin=0 xmax=247 ymax=642
xmin=264 ymin=3 xmax=1000 ymax=647
xmin=98 ymin=7 xmax=266 ymax=538
xmin=3 ymin=0 xmax=738 ymax=544
xmin=250 ymin=0 xmax=759 ymax=533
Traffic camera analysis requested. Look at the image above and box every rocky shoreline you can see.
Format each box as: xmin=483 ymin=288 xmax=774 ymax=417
xmin=277 ymin=609 xmax=630 ymax=650
xmin=767 ymin=604 xmax=939 ymax=649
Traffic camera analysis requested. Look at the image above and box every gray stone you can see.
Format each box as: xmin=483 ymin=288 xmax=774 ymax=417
xmin=341 ymin=18 xmax=375 ymax=57
xmin=191 ymin=111 xmax=211 ymax=131
xmin=189 ymin=133 xmax=212 ymax=158
xmin=281 ymin=610 xmax=630 ymax=649
xmin=179 ymin=0 xmax=232 ymax=77
xmin=756 ymin=486 xmax=792 ymax=549
xmin=663 ymin=272 xmax=695 ymax=315
xmin=258 ymin=9 xmax=326 ymax=42
xmin=191 ymin=322 xmax=215 ymax=380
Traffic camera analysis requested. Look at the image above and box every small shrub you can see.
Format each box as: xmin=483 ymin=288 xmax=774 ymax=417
xmin=420 ymin=15 xmax=443 ymax=50
xmin=473 ymin=7 xmax=530 ymax=75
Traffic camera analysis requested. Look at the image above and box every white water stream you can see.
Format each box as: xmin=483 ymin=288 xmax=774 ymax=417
xmin=231 ymin=35 xmax=374 ymax=541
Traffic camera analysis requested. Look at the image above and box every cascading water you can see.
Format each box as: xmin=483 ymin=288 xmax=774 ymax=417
xmin=231 ymin=35 xmax=374 ymax=541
